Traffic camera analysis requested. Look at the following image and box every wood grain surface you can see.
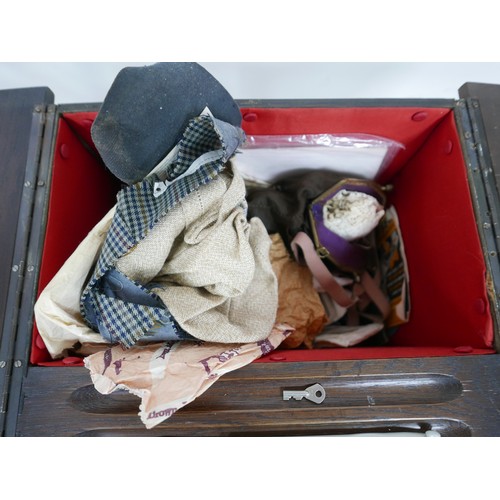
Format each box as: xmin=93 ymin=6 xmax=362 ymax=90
xmin=15 ymin=355 xmax=499 ymax=436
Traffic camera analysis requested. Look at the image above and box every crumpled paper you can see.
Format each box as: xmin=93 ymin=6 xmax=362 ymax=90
xmin=84 ymin=323 xmax=292 ymax=429
xmin=269 ymin=233 xmax=328 ymax=348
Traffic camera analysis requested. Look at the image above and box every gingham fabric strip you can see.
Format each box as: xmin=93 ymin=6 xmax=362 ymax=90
xmin=80 ymin=114 xmax=245 ymax=347
xmin=93 ymin=293 xmax=167 ymax=347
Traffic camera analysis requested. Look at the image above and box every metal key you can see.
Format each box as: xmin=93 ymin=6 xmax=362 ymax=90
xmin=283 ymin=383 xmax=326 ymax=404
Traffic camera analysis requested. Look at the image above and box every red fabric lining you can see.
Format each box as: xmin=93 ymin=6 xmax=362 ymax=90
xmin=30 ymin=107 xmax=496 ymax=365
xmin=62 ymin=112 xmax=100 ymax=156
xmin=389 ymin=111 xmax=493 ymax=348
xmin=240 ymin=106 xmax=451 ymax=184
xmin=30 ymin=115 xmax=121 ymax=364
xmin=256 ymin=346 xmax=495 ymax=363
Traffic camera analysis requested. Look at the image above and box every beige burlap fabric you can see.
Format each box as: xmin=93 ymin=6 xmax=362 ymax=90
xmin=116 ymin=163 xmax=278 ymax=343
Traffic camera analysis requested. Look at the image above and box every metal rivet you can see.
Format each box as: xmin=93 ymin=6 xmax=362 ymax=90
xmin=14 ymin=360 xmax=22 ymax=368
xmin=454 ymin=346 xmax=473 ymax=354
xmin=411 ymin=111 xmax=428 ymax=122
xmin=0 ymin=361 xmax=6 ymax=368
xmin=34 ymin=105 xmax=42 ymax=113
xmin=484 ymin=222 xmax=491 ymax=230
xmin=473 ymin=101 xmax=480 ymax=108
xmin=269 ymin=354 xmax=286 ymax=361
xmin=37 ymin=180 xmax=45 ymax=187
xmin=243 ymin=112 xmax=258 ymax=122
xmin=464 ymin=131 xmax=472 ymax=139
xmin=62 ymin=357 xmax=83 ymax=365
xmin=27 ymin=265 xmax=34 ymax=273
xmin=475 ymin=298 xmax=487 ymax=315
xmin=35 ymin=335 xmax=46 ymax=350
xmin=60 ymin=143 xmax=70 ymax=159
xmin=490 ymin=251 xmax=497 ymax=257
xmin=12 ymin=265 xmax=19 ymax=272
xmin=443 ymin=140 xmax=453 ymax=155
xmin=24 ymin=181 xmax=31 ymax=188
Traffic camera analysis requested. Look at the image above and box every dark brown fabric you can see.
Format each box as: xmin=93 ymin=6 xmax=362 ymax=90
xmin=247 ymin=170 xmax=352 ymax=253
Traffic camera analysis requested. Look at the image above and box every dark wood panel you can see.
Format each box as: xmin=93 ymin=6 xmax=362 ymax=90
xmin=0 ymin=88 xmax=54 ymax=435
xmin=0 ymin=88 xmax=54 ymax=337
xmin=15 ymin=355 xmax=500 ymax=436
xmin=459 ymin=83 xmax=500 ymax=190
xmin=6 ymin=88 xmax=500 ymax=438
xmin=69 ymin=373 xmax=463 ymax=415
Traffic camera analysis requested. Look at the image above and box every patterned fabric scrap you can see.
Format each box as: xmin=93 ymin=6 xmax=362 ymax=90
xmin=84 ymin=324 xmax=293 ymax=429
xmin=131 ymin=165 xmax=278 ymax=345
xmin=81 ymin=114 xmax=246 ymax=347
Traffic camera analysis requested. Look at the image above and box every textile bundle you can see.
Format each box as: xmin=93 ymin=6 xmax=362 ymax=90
xmin=33 ymin=62 xmax=410 ymax=428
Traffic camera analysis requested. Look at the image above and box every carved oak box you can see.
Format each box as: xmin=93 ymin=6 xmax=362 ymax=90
xmin=1 ymin=82 xmax=499 ymax=436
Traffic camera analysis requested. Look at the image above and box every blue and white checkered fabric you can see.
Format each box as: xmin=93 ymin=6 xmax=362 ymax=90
xmin=81 ymin=114 xmax=245 ymax=347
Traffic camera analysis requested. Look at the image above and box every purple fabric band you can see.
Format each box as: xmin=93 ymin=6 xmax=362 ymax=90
xmin=310 ymin=181 xmax=385 ymax=272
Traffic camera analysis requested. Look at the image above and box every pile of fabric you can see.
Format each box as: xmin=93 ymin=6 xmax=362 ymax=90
xmin=34 ymin=62 xmax=409 ymax=428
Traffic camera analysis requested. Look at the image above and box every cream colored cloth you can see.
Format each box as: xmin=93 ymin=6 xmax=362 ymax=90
xmin=34 ymin=163 xmax=278 ymax=357
xmin=323 ymin=189 xmax=385 ymax=241
xmin=34 ymin=208 xmax=116 ymax=358
xmin=114 ymin=163 xmax=278 ymax=344
xmin=314 ymin=323 xmax=384 ymax=347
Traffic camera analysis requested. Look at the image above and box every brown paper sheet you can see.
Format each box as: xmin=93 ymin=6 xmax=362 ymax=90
xmin=270 ymin=233 xmax=328 ymax=348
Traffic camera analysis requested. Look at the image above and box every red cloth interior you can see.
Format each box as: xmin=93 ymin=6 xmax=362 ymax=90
xmin=388 ymin=111 xmax=493 ymax=348
xmin=30 ymin=116 xmax=121 ymax=365
xmin=30 ymin=107 xmax=496 ymax=366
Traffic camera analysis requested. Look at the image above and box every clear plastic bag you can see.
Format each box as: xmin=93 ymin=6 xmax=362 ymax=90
xmin=233 ymin=133 xmax=404 ymax=184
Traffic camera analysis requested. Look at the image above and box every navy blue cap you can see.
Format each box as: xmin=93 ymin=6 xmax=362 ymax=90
xmin=91 ymin=62 xmax=242 ymax=185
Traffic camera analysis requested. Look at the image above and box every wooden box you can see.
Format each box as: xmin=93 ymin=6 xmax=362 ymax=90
xmin=1 ymin=83 xmax=499 ymax=436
